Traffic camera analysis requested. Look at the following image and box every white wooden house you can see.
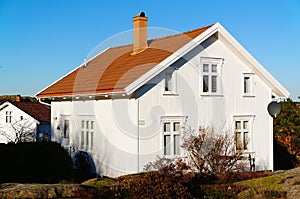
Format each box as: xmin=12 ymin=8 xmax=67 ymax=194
xmin=36 ymin=13 xmax=289 ymax=177
xmin=0 ymin=96 xmax=51 ymax=143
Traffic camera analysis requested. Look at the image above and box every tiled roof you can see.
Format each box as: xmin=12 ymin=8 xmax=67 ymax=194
xmin=37 ymin=25 xmax=213 ymax=98
xmin=12 ymin=102 xmax=51 ymax=123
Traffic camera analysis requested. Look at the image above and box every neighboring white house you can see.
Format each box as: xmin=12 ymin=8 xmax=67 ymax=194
xmin=36 ymin=13 xmax=289 ymax=177
xmin=0 ymin=96 xmax=51 ymax=143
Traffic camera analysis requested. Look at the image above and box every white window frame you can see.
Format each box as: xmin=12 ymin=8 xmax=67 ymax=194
xmin=161 ymin=116 xmax=187 ymax=157
xmin=80 ymin=118 xmax=95 ymax=151
xmin=163 ymin=68 xmax=177 ymax=95
xmin=233 ymin=115 xmax=255 ymax=152
xmin=200 ymin=57 xmax=223 ymax=96
xmin=243 ymin=73 xmax=255 ymax=97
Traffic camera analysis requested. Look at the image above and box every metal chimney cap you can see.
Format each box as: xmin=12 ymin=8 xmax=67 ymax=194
xmin=139 ymin=12 xmax=146 ymax=17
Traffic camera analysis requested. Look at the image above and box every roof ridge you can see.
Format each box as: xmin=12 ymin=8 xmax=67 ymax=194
xmin=107 ymin=24 xmax=214 ymax=50
xmin=149 ymin=24 xmax=214 ymax=41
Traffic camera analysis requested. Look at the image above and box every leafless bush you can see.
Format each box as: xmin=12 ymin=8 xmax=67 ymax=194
xmin=0 ymin=118 xmax=36 ymax=143
xmin=181 ymin=126 xmax=248 ymax=176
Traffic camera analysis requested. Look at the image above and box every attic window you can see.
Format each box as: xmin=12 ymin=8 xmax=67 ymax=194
xmin=165 ymin=72 xmax=172 ymax=92
xmin=163 ymin=68 xmax=177 ymax=95
xmin=243 ymin=73 xmax=255 ymax=97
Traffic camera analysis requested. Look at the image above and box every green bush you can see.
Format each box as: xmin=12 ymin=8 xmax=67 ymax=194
xmin=0 ymin=142 xmax=74 ymax=183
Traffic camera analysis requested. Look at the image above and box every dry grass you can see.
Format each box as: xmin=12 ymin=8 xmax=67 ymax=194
xmin=235 ymin=175 xmax=286 ymax=198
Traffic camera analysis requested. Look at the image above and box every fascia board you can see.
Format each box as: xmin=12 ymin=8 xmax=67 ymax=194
xmin=45 ymin=91 xmax=127 ymax=99
xmin=216 ymin=23 xmax=290 ymax=98
xmin=35 ymin=48 xmax=110 ymax=98
xmin=125 ymin=24 xmax=219 ymax=95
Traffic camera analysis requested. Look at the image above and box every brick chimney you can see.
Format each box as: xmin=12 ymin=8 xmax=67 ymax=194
xmin=16 ymin=94 xmax=21 ymax=102
xmin=132 ymin=12 xmax=148 ymax=55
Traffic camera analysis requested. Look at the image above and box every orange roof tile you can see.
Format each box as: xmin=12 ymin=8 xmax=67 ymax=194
xmin=37 ymin=25 xmax=213 ymax=98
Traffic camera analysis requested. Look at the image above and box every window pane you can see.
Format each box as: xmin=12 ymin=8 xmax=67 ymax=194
xmin=64 ymin=120 xmax=69 ymax=138
xmin=165 ymin=72 xmax=172 ymax=92
xmin=203 ymin=75 xmax=209 ymax=92
xmin=212 ymin=64 xmax=217 ymax=72
xmin=211 ymin=76 xmax=217 ymax=92
xmin=236 ymin=121 xmax=241 ymax=129
xmin=81 ymin=120 xmax=85 ymax=129
xmin=91 ymin=132 xmax=94 ymax=150
xmin=244 ymin=131 xmax=249 ymax=150
xmin=164 ymin=135 xmax=171 ymax=155
xmin=81 ymin=131 xmax=85 ymax=149
xmin=86 ymin=131 xmax=89 ymax=147
xmin=91 ymin=121 xmax=94 ymax=130
xmin=164 ymin=122 xmax=170 ymax=132
xmin=174 ymin=135 xmax=180 ymax=155
xmin=203 ymin=64 xmax=209 ymax=72
xmin=243 ymin=121 xmax=249 ymax=130
xmin=86 ymin=121 xmax=89 ymax=129
xmin=244 ymin=76 xmax=250 ymax=94
xmin=173 ymin=122 xmax=180 ymax=132
xmin=236 ymin=132 xmax=241 ymax=150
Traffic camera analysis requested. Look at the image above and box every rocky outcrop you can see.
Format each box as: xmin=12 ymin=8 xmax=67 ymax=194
xmin=0 ymin=183 xmax=97 ymax=199
xmin=272 ymin=167 xmax=300 ymax=199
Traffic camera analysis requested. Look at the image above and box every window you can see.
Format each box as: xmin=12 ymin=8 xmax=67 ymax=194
xmin=63 ymin=120 xmax=69 ymax=138
xmin=243 ymin=73 xmax=254 ymax=96
xmin=80 ymin=119 xmax=95 ymax=151
xmin=6 ymin=111 xmax=12 ymax=123
xmin=163 ymin=68 xmax=176 ymax=94
xmin=234 ymin=116 xmax=254 ymax=151
xmin=201 ymin=58 xmax=223 ymax=95
xmin=203 ymin=63 xmax=218 ymax=93
xmin=163 ymin=121 xmax=181 ymax=156
xmin=165 ymin=72 xmax=172 ymax=92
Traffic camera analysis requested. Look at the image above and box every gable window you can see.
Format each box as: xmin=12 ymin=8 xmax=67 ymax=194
xmin=165 ymin=72 xmax=172 ymax=92
xmin=163 ymin=121 xmax=181 ymax=156
xmin=201 ymin=57 xmax=223 ymax=95
xmin=163 ymin=68 xmax=177 ymax=94
xmin=234 ymin=116 xmax=254 ymax=151
xmin=6 ymin=111 xmax=12 ymax=123
xmin=80 ymin=119 xmax=94 ymax=151
xmin=243 ymin=73 xmax=254 ymax=96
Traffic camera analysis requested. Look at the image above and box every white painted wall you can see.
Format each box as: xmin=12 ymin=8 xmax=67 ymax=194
xmin=51 ymin=99 xmax=139 ymax=177
xmin=52 ymin=36 xmax=275 ymax=177
xmin=136 ymin=38 xmax=274 ymax=171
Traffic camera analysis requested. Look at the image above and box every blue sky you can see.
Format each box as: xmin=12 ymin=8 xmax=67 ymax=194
xmin=0 ymin=0 xmax=299 ymax=100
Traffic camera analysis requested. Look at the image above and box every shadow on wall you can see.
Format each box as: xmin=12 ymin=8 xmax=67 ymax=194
xmin=73 ymin=151 xmax=97 ymax=182
xmin=274 ymin=139 xmax=299 ymax=170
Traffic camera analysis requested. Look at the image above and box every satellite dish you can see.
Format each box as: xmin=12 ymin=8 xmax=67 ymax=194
xmin=267 ymin=101 xmax=281 ymax=118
